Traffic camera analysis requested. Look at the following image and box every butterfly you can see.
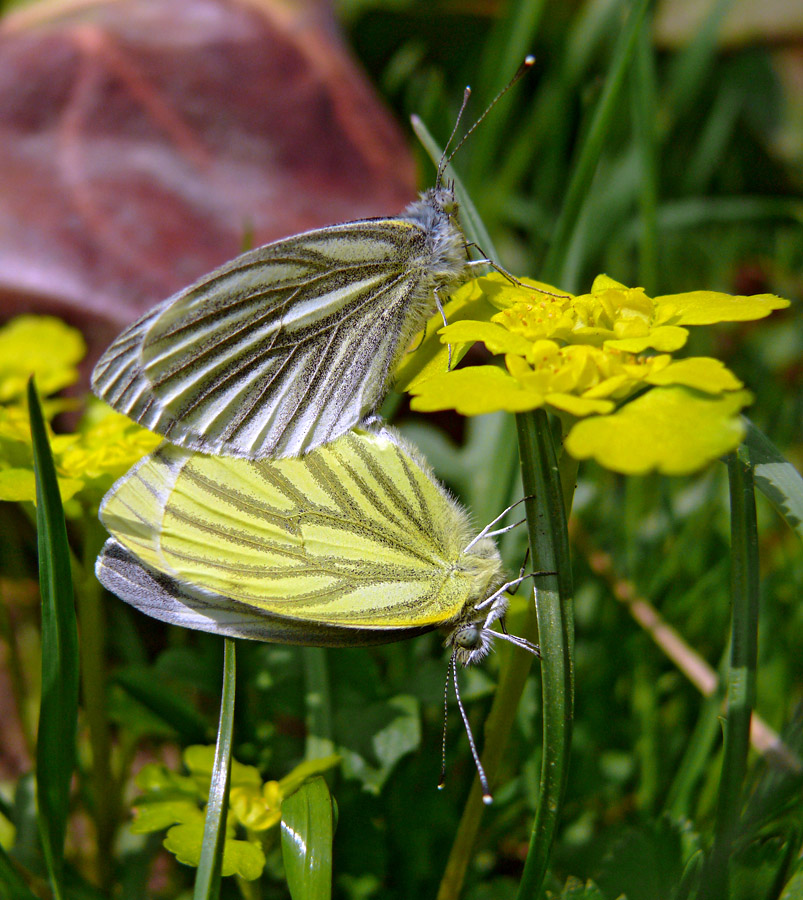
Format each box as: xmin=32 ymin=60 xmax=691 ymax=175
xmin=96 ymin=427 xmax=539 ymax=799
xmin=91 ymin=59 xmax=535 ymax=460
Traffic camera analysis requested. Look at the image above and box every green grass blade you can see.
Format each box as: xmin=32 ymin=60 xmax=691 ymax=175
xmin=661 ymin=0 xmax=735 ymax=134
xmin=471 ymin=0 xmax=547 ymax=180
xmin=0 ymin=841 xmax=38 ymax=900
xmin=700 ymin=451 xmax=760 ymax=896
xmin=741 ymin=418 xmax=803 ymax=542
xmin=515 ymin=409 xmax=575 ymax=900
xmin=280 ymin=776 xmax=334 ymax=900
xmin=28 ymin=378 xmax=79 ymax=900
xmin=193 ymin=638 xmax=236 ymax=900
xmin=542 ymin=0 xmax=652 ymax=287
xmin=630 ymin=14 xmax=658 ymax=293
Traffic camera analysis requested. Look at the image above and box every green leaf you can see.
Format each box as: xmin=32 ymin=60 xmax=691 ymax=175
xmin=130 ymin=800 xmax=203 ymax=834
xmin=780 ymin=856 xmax=803 ymax=900
xmin=184 ymin=744 xmax=262 ymax=789
xmin=193 ymin=638 xmax=236 ymax=900
xmin=281 ymin=776 xmax=333 ymax=900
xmin=134 ymin=762 xmax=199 ymax=797
xmin=337 ymin=695 xmax=420 ymax=794
xmin=741 ymin=418 xmax=803 ymax=542
xmin=164 ymin=823 xmax=265 ymax=880
xmin=28 ymin=378 xmax=79 ymax=900
xmin=278 ymin=755 xmax=342 ymax=797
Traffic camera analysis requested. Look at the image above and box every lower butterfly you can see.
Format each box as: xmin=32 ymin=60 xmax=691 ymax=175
xmin=96 ymin=427 xmax=539 ymax=800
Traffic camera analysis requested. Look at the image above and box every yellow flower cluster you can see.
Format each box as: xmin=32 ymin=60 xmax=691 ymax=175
xmin=0 ymin=316 xmax=160 ymax=510
xmin=132 ymin=745 xmax=339 ymax=880
xmin=396 ymin=274 xmax=789 ymax=475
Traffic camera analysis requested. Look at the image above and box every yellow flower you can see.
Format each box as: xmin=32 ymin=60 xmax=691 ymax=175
xmin=131 ymin=745 xmax=340 ymax=881
xmin=401 ymin=274 xmax=789 ymax=475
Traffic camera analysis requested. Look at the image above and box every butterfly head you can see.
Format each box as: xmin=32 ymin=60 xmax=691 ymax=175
xmin=444 ymin=540 xmax=508 ymax=666
xmin=448 ymin=613 xmax=504 ymax=666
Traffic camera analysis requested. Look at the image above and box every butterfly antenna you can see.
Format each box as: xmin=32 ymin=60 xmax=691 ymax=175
xmin=438 ymin=655 xmax=453 ymax=791
xmin=436 ymin=87 xmax=472 ymax=188
xmin=452 ymin=655 xmax=493 ymax=804
xmin=442 ymin=55 xmax=535 ymax=175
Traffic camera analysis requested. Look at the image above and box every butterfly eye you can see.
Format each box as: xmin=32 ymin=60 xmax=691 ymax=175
xmin=453 ymin=623 xmax=483 ymax=650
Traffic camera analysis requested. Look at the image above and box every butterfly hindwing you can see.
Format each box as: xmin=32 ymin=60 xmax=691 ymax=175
xmin=97 ymin=430 xmax=496 ymax=641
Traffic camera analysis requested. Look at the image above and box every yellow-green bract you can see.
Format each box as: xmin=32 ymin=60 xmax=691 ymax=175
xmin=91 ymin=189 xmax=470 ymax=459
xmin=96 ymin=428 xmax=513 ymax=665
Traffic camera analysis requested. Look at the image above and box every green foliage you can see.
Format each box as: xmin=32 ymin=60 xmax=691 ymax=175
xmin=130 ymin=742 xmax=339 ymax=883
xmin=281 ymin=778 xmax=335 ymax=900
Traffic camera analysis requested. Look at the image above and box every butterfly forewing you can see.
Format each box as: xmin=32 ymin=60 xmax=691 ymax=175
xmin=93 ymin=216 xmax=465 ymax=458
xmin=98 ymin=430 xmax=491 ymax=635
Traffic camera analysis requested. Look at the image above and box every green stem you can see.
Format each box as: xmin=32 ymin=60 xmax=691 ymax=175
xmin=76 ymin=514 xmax=117 ymax=891
xmin=515 ymin=409 xmax=574 ymax=900
xmin=699 ymin=452 xmax=759 ymax=897
xmin=631 ymin=14 xmax=659 ymax=294
xmin=194 ymin=639 xmax=237 ymax=900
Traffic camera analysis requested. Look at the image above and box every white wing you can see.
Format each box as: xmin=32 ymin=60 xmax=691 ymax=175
xmin=92 ymin=218 xmax=464 ymax=458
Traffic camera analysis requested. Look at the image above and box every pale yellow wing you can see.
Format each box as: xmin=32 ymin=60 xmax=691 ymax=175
xmin=98 ymin=429 xmax=499 ymax=637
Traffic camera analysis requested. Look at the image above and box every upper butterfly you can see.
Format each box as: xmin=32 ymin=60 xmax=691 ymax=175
xmin=91 ymin=57 xmax=535 ymax=459
xmin=91 ymin=187 xmax=469 ymax=458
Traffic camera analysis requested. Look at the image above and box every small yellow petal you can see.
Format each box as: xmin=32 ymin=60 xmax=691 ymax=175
xmin=472 ymin=273 xmax=569 ymax=309
xmin=654 ymin=291 xmax=790 ymax=325
xmin=605 ymin=325 xmax=689 ymax=353
xmin=646 ymin=357 xmax=744 ymax=393
xmin=589 ymin=274 xmax=630 ymax=292
xmin=409 ymin=366 xmax=543 ymax=415
xmin=440 ymin=320 xmax=534 ymax=356
xmin=0 ymin=317 xmax=86 ymax=401
xmin=394 ymin=279 xmax=498 ymax=391
xmin=545 ymin=394 xmax=616 ymax=417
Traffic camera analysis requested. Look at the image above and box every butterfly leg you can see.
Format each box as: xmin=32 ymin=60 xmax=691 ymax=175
xmin=434 ymin=290 xmax=453 ymax=370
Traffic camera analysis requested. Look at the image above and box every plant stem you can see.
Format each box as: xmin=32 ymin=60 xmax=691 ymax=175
xmin=699 ymin=451 xmax=759 ymax=897
xmin=303 ymin=647 xmax=335 ymax=759
xmin=515 ymin=409 xmax=574 ymax=900
xmin=195 ymin=639 xmax=237 ymax=900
